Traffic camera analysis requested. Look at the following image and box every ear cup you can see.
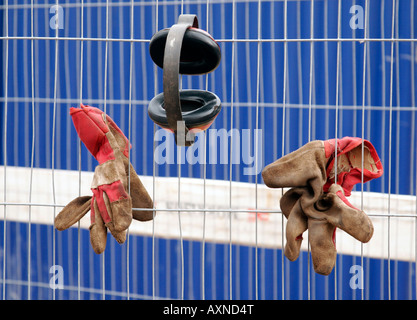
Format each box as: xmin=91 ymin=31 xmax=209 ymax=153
xmin=148 ymin=89 xmax=221 ymax=131
xmin=149 ymin=27 xmax=221 ymax=75
xmin=148 ymin=14 xmax=222 ymax=145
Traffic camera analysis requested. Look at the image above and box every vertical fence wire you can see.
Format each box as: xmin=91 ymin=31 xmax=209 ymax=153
xmin=201 ymin=0 xmax=210 ymax=301
xmin=101 ymin=0 xmax=109 ymax=300
xmin=412 ymin=0 xmax=417 ymax=302
xmin=2 ymin=0 xmax=8 ymax=302
xmin=152 ymin=0 xmax=159 ymax=301
xmin=307 ymin=0 xmax=315 ymax=301
xmin=387 ymin=0 xmax=396 ymax=301
xmin=333 ymin=0 xmax=343 ymax=300
xmin=51 ymin=0 xmax=60 ymax=301
xmin=228 ymin=0 xmax=236 ymax=301
xmin=360 ymin=0 xmax=369 ymax=302
xmin=281 ymin=0 xmax=288 ymax=300
xmin=28 ymin=0 xmax=35 ymax=300
xmin=77 ymin=0 xmax=85 ymax=301
xmin=254 ymin=0 xmax=262 ymax=302
xmin=394 ymin=0 xmax=400 ymax=300
xmin=178 ymin=0 xmax=185 ymax=300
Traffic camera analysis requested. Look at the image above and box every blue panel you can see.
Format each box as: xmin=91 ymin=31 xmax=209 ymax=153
xmin=0 ymin=0 xmax=416 ymax=301
xmin=0 ymin=220 xmax=415 ymax=300
xmin=1 ymin=0 xmax=414 ymax=193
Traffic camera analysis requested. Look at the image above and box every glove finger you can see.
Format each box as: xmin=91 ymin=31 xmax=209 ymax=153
xmin=323 ymin=184 xmax=374 ymax=243
xmin=100 ymin=181 xmax=132 ymax=232
xmin=109 ymin=228 xmax=127 ymax=245
xmin=100 ymin=188 xmax=128 ymax=244
xmin=89 ymin=195 xmax=108 ymax=254
xmin=280 ymin=188 xmax=302 ymax=219
xmin=308 ymin=219 xmax=337 ymax=276
xmin=262 ymin=140 xmax=327 ymax=190
xmin=284 ymin=200 xmax=308 ymax=262
xmin=127 ymin=162 xmax=154 ymax=221
xmin=55 ymin=196 xmax=92 ymax=231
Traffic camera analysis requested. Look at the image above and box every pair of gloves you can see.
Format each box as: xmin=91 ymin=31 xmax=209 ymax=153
xmin=262 ymin=137 xmax=383 ymax=275
xmin=54 ymin=105 xmax=154 ymax=254
xmin=55 ymin=105 xmax=383 ymax=273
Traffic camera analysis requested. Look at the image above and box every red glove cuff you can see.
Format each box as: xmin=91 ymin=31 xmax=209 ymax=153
xmin=323 ymin=137 xmax=383 ymax=195
xmin=91 ymin=180 xmax=130 ymax=225
xmin=70 ymin=104 xmax=131 ymax=164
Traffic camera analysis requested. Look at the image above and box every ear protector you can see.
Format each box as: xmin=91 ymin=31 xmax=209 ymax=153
xmin=148 ymin=14 xmax=222 ymax=146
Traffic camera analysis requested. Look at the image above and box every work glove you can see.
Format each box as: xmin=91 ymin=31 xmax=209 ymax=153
xmin=262 ymin=137 xmax=383 ymax=275
xmin=55 ymin=104 xmax=154 ymax=254
xmin=280 ymin=184 xmax=374 ymax=275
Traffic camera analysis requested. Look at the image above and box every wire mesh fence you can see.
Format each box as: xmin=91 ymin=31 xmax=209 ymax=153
xmin=0 ymin=0 xmax=416 ymax=300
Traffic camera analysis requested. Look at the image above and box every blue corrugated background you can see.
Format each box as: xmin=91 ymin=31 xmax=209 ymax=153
xmin=1 ymin=220 xmax=415 ymax=300
xmin=0 ymin=0 xmax=416 ymax=300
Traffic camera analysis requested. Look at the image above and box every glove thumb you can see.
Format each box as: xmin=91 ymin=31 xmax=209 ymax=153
xmin=55 ymin=196 xmax=92 ymax=231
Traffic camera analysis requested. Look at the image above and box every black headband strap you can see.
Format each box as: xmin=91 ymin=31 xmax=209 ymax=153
xmin=162 ymin=14 xmax=199 ymax=146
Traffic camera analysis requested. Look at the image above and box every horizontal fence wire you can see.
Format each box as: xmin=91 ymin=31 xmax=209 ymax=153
xmin=0 ymin=0 xmax=416 ymax=300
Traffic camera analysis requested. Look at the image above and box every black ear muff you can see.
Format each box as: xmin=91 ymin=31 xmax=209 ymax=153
xmin=149 ymin=89 xmax=221 ymax=132
xmin=149 ymin=28 xmax=221 ymax=75
xmin=148 ymin=14 xmax=222 ymax=146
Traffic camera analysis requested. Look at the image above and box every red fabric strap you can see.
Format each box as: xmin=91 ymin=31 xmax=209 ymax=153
xmin=335 ymin=190 xmax=358 ymax=210
xmin=92 ymin=188 xmax=111 ymax=224
xmin=323 ymin=137 xmax=383 ymax=196
xmin=70 ymin=104 xmax=116 ymax=164
xmin=91 ymin=181 xmax=130 ymax=225
xmin=100 ymin=180 xmax=129 ymax=203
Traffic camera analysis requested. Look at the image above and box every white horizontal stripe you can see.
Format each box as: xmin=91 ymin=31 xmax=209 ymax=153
xmin=1 ymin=165 xmax=415 ymax=262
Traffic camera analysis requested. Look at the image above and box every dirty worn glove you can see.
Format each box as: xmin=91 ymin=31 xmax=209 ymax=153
xmin=262 ymin=137 xmax=383 ymax=275
xmin=280 ymin=184 xmax=374 ymax=275
xmin=262 ymin=137 xmax=383 ymax=197
xmin=54 ymin=104 xmax=154 ymax=254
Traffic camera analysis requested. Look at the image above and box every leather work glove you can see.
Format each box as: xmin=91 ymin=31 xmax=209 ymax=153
xmin=280 ymin=184 xmax=374 ymax=275
xmin=262 ymin=137 xmax=383 ymax=275
xmin=54 ymin=104 xmax=154 ymax=254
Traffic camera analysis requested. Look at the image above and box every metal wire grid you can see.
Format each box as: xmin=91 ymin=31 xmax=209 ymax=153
xmin=0 ymin=0 xmax=416 ymax=300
